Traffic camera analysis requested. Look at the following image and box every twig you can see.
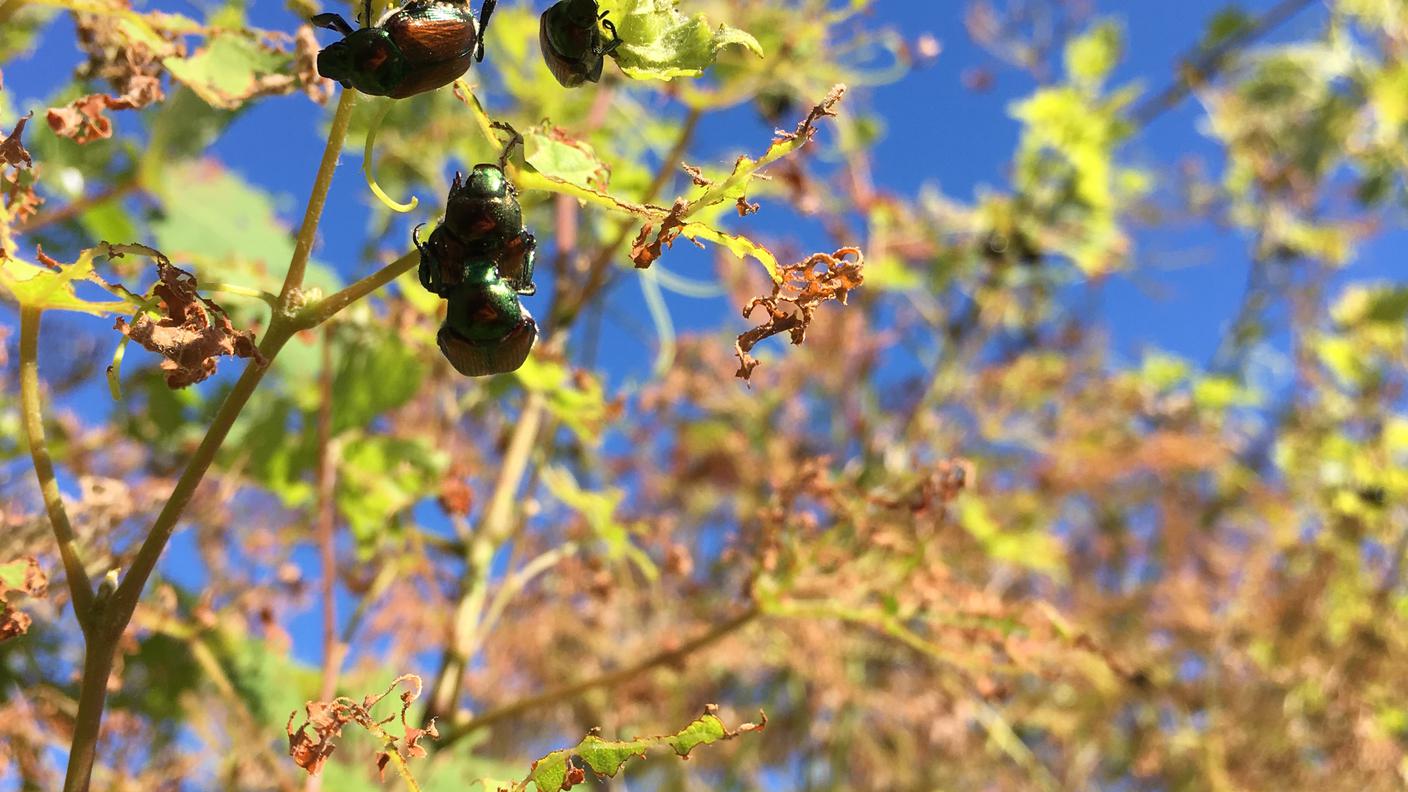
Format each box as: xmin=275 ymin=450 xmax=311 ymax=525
xmin=434 ymin=606 xmax=761 ymax=749
xmin=306 ymin=326 xmax=342 ymax=792
xmin=61 ymin=88 xmax=360 ymax=792
xmin=552 ymin=107 xmax=702 ymax=328
xmin=424 ymin=391 xmax=547 ymax=722
xmin=1129 ymin=0 xmax=1317 ymax=129
xmin=15 ymin=178 xmax=140 ymax=235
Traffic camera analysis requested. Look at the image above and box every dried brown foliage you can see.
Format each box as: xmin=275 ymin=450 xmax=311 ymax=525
xmin=735 ymin=247 xmax=865 ymax=380
xmin=110 ymin=246 xmax=263 ymax=388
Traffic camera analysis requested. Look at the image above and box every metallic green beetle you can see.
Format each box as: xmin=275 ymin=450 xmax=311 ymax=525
xmin=416 ymin=164 xmax=538 ymax=376
xmin=538 ymin=0 xmax=623 ymax=87
xmin=312 ymin=0 xmax=496 ymax=98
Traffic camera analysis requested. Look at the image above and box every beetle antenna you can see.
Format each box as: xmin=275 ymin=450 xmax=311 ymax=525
xmin=475 ymin=0 xmax=497 ymax=62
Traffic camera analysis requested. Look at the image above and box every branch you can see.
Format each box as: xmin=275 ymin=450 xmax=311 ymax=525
xmin=1129 ymin=0 xmax=1317 ymax=128
xmin=294 ymin=249 xmax=418 ymax=329
xmin=434 ymin=606 xmax=761 ymax=750
xmin=17 ymin=308 xmax=95 ymax=629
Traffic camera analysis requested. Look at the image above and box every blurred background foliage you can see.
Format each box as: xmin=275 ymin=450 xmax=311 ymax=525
xmin=2 ymin=0 xmax=1408 ymax=789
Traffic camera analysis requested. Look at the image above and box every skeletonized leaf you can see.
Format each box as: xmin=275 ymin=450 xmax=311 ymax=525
xmin=0 ymin=248 xmax=131 ymax=315
xmin=600 ymin=0 xmax=763 ymax=81
xmin=510 ymin=706 xmax=765 ymax=792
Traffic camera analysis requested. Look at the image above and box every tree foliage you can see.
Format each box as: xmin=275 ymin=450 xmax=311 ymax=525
xmin=2 ymin=0 xmax=1408 ymax=790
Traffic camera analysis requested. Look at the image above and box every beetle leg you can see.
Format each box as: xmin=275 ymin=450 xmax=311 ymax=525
xmin=475 ymin=0 xmax=498 ymax=62
xmin=414 ymin=223 xmax=440 ymax=294
xmin=514 ymin=232 xmax=537 ymax=295
xmin=310 ymin=12 xmax=356 ymax=35
xmin=598 ymin=15 xmax=622 ymax=57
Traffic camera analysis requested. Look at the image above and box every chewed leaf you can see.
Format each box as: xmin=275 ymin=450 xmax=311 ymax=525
xmin=164 ymin=32 xmax=297 ymax=111
xmin=524 ymin=124 xmax=610 ymax=190
xmin=511 ymin=706 xmax=765 ymax=792
xmin=601 ymin=0 xmax=763 ymax=81
xmin=108 ymin=243 xmax=264 ymax=388
xmin=0 ymin=248 xmax=131 ymax=315
xmin=0 ymin=557 xmax=47 ymax=643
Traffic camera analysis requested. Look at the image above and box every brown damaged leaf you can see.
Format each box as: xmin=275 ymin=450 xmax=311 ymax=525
xmin=294 ymin=25 xmax=335 ymax=104
xmin=287 ymin=674 xmax=432 ymax=777
xmin=109 ymin=244 xmax=263 ymax=388
xmin=47 ymin=91 xmax=152 ymax=144
xmin=735 ymin=247 xmax=865 ymax=381
xmin=0 ymin=113 xmax=33 ymax=168
xmin=48 ymin=14 xmax=173 ymax=143
xmin=630 ymin=198 xmax=704 ymax=269
xmin=772 ymin=83 xmax=846 ymax=146
xmin=0 ymin=558 xmax=49 ymax=643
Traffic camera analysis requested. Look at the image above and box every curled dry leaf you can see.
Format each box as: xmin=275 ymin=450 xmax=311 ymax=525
xmin=293 ymin=25 xmax=335 ymax=104
xmin=0 ymin=113 xmax=33 ymax=168
xmin=287 ymin=674 xmax=432 ymax=777
xmin=47 ymin=93 xmax=146 ymax=144
xmin=772 ymin=83 xmax=845 ymax=147
xmin=109 ymin=244 xmax=263 ymax=388
xmin=735 ymin=247 xmax=865 ymax=381
xmin=630 ymin=198 xmax=703 ymax=269
xmin=48 ymin=14 xmax=173 ymax=143
xmin=0 ymin=558 xmax=49 ymax=643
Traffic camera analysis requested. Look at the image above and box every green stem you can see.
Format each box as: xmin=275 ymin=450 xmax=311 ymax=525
xmin=62 ymin=627 xmax=115 ymax=792
xmin=280 ymin=89 xmax=358 ymax=309
xmin=18 ymin=308 xmax=95 ymax=629
xmin=61 ymin=89 xmax=360 ymax=792
xmin=425 ymin=392 xmax=547 ymax=722
xmin=294 ymin=249 xmax=418 ymax=329
xmin=107 ymin=326 xmax=292 ymax=623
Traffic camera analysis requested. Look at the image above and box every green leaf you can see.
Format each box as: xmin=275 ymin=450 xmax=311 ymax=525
xmin=0 ymin=248 xmax=130 ymax=315
xmin=541 ymin=466 xmax=655 ymax=579
xmin=1065 ymin=21 xmax=1122 ymax=89
xmin=524 ymin=125 xmax=610 ymax=190
xmin=331 ymin=329 xmax=427 ymax=434
xmin=515 ymin=357 xmax=610 ymax=444
xmin=337 ymin=436 xmax=446 ymax=556
xmin=164 ymin=32 xmax=293 ymax=110
xmin=600 ymin=0 xmax=763 ymax=81
xmin=512 ymin=707 xmax=765 ymax=792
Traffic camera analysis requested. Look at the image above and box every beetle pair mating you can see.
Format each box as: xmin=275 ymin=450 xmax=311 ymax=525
xmin=310 ymin=0 xmax=623 ymax=97
xmin=415 ymin=164 xmax=539 ymax=376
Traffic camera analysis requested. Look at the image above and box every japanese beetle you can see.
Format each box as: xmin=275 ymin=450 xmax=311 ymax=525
xmin=538 ymin=0 xmax=622 ymax=87
xmin=436 ymin=258 xmax=538 ymax=377
xmin=415 ymin=163 xmax=539 ymax=376
xmin=312 ymin=0 xmax=496 ymax=98
xmin=416 ymin=164 xmax=535 ymax=296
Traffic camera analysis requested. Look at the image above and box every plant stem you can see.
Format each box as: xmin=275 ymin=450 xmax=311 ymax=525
xmin=435 ymin=606 xmax=761 ymax=750
xmin=62 ymin=627 xmax=116 ymax=792
xmin=1129 ymin=0 xmax=1315 ymax=128
xmin=295 ymin=249 xmax=418 ymax=329
xmin=280 ymin=89 xmax=358 ymax=309
xmin=18 ymin=308 xmax=96 ymax=629
xmin=15 ymin=178 xmax=141 ymax=235
xmin=59 ymin=88 xmax=360 ymax=792
xmin=551 ymin=107 xmax=701 ymax=328
xmin=425 ymin=391 xmax=547 ymax=722
xmin=306 ymin=326 xmax=342 ymax=792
